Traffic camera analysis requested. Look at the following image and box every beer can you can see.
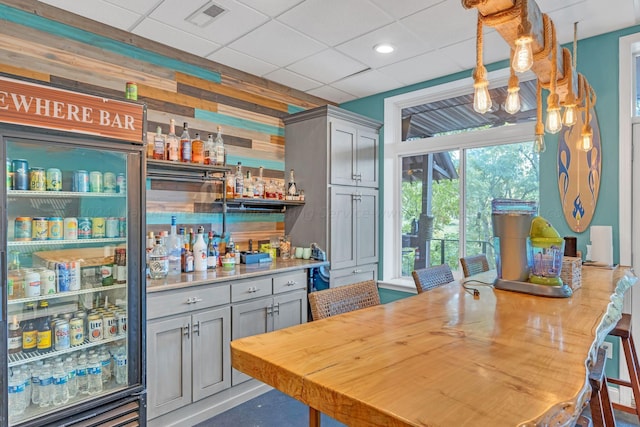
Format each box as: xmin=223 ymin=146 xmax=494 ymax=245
xmin=56 ymin=262 xmax=70 ymax=292
xmin=47 ymin=217 xmax=63 ymax=240
xmin=88 ymin=314 xmax=103 ymax=342
xmin=70 ymin=317 xmax=84 ymax=346
xmin=64 ymin=217 xmax=78 ymax=240
xmin=104 ymin=172 xmax=116 ymax=193
xmin=125 ymin=82 xmax=137 ymax=100
xmin=69 ymin=261 xmax=81 ymax=291
xmin=6 ymin=158 xmax=12 ymax=190
xmin=39 ymin=268 xmax=56 ymax=295
xmin=46 ymin=168 xmax=62 ymax=191
xmin=118 ymin=217 xmax=127 ymax=237
xmin=54 ymin=319 xmax=70 ymax=350
xmin=14 ymin=216 xmax=32 ymax=241
xmin=103 ymin=313 xmax=117 ymax=339
xmin=78 ymin=217 xmax=92 ymax=239
xmin=32 ymin=217 xmax=48 ymax=240
xmin=89 ymin=171 xmax=103 ymax=192
xmin=12 ymin=159 xmax=28 ymax=190
xmin=24 ymin=269 xmax=41 ymax=297
xmin=116 ymin=173 xmax=126 ymax=193
xmin=75 ymin=310 xmax=88 ymax=337
xmin=92 ymin=217 xmax=105 ymax=238
xmin=117 ymin=311 xmax=127 ymax=336
xmin=73 ymin=170 xmax=89 ymax=192
xmin=29 ymin=167 xmax=46 ymax=191
xmin=106 ymin=217 xmax=119 ymax=238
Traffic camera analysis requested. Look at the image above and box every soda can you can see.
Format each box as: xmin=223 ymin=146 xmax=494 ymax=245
xmin=47 ymin=217 xmax=63 ymax=240
xmin=12 ymin=159 xmax=28 ymax=190
xmin=89 ymin=171 xmax=103 ymax=192
xmin=56 ymin=262 xmax=70 ymax=292
xmin=117 ymin=311 xmax=127 ymax=336
xmin=54 ymin=319 xmax=70 ymax=350
xmin=88 ymin=314 xmax=103 ymax=342
xmin=92 ymin=217 xmax=105 ymax=238
xmin=32 ymin=217 xmax=48 ymax=240
xmin=46 ymin=168 xmax=62 ymax=191
xmin=103 ymin=313 xmax=117 ymax=339
xmin=14 ymin=216 xmax=32 ymax=241
xmin=106 ymin=217 xmax=119 ymax=238
xmin=29 ymin=167 xmax=46 ymax=191
xmin=116 ymin=173 xmax=126 ymax=193
xmin=78 ymin=217 xmax=92 ymax=239
xmin=73 ymin=170 xmax=89 ymax=192
xmin=104 ymin=172 xmax=116 ymax=193
xmin=70 ymin=317 xmax=84 ymax=346
xmin=118 ymin=217 xmax=127 ymax=237
xmin=125 ymin=82 xmax=137 ymax=100
xmin=39 ymin=268 xmax=56 ymax=295
xmin=64 ymin=217 xmax=78 ymax=240
xmin=24 ymin=269 xmax=41 ymax=297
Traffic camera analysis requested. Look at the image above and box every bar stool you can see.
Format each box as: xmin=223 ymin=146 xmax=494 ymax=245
xmin=589 ymin=346 xmax=616 ymax=427
xmin=606 ymin=313 xmax=640 ymax=422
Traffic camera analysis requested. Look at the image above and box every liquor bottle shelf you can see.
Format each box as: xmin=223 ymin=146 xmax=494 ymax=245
xmin=8 ymin=238 xmax=127 ymax=247
xmin=8 ymin=190 xmax=125 ymax=198
xmin=7 ymin=283 xmax=127 ymax=307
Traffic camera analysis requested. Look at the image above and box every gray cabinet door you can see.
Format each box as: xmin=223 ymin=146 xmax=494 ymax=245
xmin=330 ymin=120 xmax=357 ymax=186
xmin=273 ymin=290 xmax=307 ymax=331
xmin=356 ymin=128 xmax=378 ymax=188
xmin=192 ymin=306 xmax=231 ymax=402
xmin=231 ymin=298 xmax=272 ymax=385
xmin=330 ymin=186 xmax=357 ymax=270
xmin=356 ymin=187 xmax=378 ymax=266
xmin=147 ymin=315 xmax=191 ymax=419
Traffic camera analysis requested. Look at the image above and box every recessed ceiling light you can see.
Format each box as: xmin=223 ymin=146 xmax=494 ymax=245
xmin=374 ymin=43 xmax=394 ymax=54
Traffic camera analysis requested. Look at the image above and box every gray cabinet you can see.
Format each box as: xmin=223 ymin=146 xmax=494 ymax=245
xmin=284 ymin=105 xmax=381 ymax=287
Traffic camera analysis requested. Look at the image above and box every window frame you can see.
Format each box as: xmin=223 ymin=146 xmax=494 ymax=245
xmin=381 ymin=68 xmax=536 ymax=289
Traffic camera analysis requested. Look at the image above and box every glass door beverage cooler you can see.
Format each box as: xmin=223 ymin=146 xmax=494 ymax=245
xmin=0 ymin=76 xmax=146 ymax=426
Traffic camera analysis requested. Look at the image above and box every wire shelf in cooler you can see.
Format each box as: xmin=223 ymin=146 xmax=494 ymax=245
xmin=7 ymin=283 xmax=127 ymax=307
xmin=8 ymin=190 xmax=125 ymax=198
xmin=8 ymin=238 xmax=126 ymax=247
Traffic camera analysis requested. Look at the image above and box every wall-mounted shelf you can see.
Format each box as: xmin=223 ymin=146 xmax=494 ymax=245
xmin=146 ymin=159 xmax=229 ymax=182
xmin=224 ymin=198 xmax=305 ymax=213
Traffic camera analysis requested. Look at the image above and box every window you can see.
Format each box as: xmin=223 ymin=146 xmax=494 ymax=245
xmin=383 ymin=69 xmax=539 ymax=286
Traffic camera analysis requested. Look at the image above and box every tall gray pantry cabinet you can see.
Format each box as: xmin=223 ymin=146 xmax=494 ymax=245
xmin=284 ymin=105 xmax=382 ymax=287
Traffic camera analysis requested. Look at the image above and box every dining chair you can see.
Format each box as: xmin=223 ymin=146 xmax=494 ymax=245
xmin=459 ymin=254 xmax=490 ymax=278
xmin=411 ymin=264 xmax=454 ymax=294
xmin=308 ymin=280 xmax=381 ymax=320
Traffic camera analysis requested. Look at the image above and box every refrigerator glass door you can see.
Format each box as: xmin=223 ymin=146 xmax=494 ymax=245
xmin=5 ymin=136 xmax=131 ymax=425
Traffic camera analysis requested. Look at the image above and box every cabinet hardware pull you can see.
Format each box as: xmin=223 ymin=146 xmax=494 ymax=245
xmin=192 ymin=297 xmax=203 ymax=303
xmin=273 ymin=303 xmax=280 ymax=315
xmin=185 ymin=297 xmax=194 ymax=304
xmin=286 ymin=280 xmax=296 ymax=286
xmin=353 ymin=269 xmax=362 ymax=274
xmin=183 ymin=324 xmax=190 ymax=338
xmin=267 ymin=306 xmax=272 ymax=316
xmin=248 ymin=286 xmax=258 ymax=293
xmin=193 ymin=321 xmax=200 ymax=336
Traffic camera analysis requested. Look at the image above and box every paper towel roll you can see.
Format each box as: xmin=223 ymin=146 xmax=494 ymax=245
xmin=590 ymin=225 xmax=613 ymax=266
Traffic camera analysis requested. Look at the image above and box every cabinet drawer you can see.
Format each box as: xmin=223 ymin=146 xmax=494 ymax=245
xmin=273 ymin=271 xmax=307 ymax=294
xmin=147 ymin=284 xmax=230 ymax=320
xmin=231 ymin=277 xmax=272 ymax=302
xmin=330 ymin=263 xmax=377 ymax=288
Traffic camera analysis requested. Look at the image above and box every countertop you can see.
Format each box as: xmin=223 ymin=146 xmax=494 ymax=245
xmin=146 ymin=258 xmax=329 ymax=293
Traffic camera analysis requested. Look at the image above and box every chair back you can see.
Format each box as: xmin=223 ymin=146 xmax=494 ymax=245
xmin=411 ymin=264 xmax=454 ymax=294
xmin=308 ymin=280 xmax=380 ymax=320
xmin=460 ymin=254 xmax=490 ymax=278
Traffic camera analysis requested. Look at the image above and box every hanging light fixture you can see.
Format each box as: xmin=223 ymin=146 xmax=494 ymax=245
xmin=533 ymin=80 xmax=546 ymax=153
xmin=504 ymin=49 xmax=521 ymax=114
xmin=512 ymin=0 xmax=534 ymax=73
xmin=578 ymin=75 xmax=594 ymax=151
xmin=561 ymin=23 xmax=579 ymax=127
xmin=544 ymin=21 xmax=562 ymax=134
xmin=473 ymin=13 xmax=492 ymax=114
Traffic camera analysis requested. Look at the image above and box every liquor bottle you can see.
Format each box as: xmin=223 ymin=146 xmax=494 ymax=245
xmin=182 ymin=242 xmax=194 ymax=273
xmin=167 ymin=216 xmax=182 ymax=276
xmin=227 ymin=236 xmax=236 ymax=255
xmin=167 ymin=119 xmax=180 ymax=161
xmin=254 ymin=166 xmax=264 ymax=198
xmin=153 ymin=126 xmax=165 ymax=160
xmin=8 ymin=251 xmax=24 ymax=300
xmin=235 ymin=162 xmax=244 ymax=197
xmin=193 ymin=231 xmax=207 ymax=272
xmin=207 ymin=231 xmax=217 ymax=269
xmin=287 ymin=169 xmax=297 ymax=199
xmin=146 ymin=231 xmax=155 ymax=278
xmin=204 ymin=133 xmax=215 ymax=165
xmin=8 ymin=317 xmax=22 ymax=355
xmin=244 ymin=170 xmax=254 ymax=198
xmin=214 ymin=126 xmax=226 ymax=166
xmin=191 ymin=132 xmax=204 ymax=164
xmin=180 ymin=122 xmax=192 ymax=163
xmin=226 ymin=171 xmax=235 ymax=199
xmin=148 ymin=236 xmax=169 ymax=279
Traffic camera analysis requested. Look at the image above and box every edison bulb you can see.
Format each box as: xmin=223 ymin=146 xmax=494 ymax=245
xmin=473 ymin=81 xmax=492 ymax=114
xmin=533 ymin=133 xmax=546 ymax=153
xmin=579 ymin=125 xmax=593 ymax=151
xmin=504 ymin=87 xmax=521 ymax=114
xmin=562 ymin=105 xmax=577 ymax=127
xmin=545 ymin=107 xmax=563 ymax=134
xmin=512 ymin=36 xmax=534 ymax=73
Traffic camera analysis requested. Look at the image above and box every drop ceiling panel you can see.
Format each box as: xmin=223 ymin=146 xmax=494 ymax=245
xmin=308 ymin=85 xmax=357 ymax=103
xmin=39 ymin=0 xmax=141 ymax=30
xmin=378 ymin=50 xmax=464 ymax=87
xmin=104 ymin=0 xmax=163 ymax=15
xmin=236 ymin=0 xmax=304 ymax=17
xmin=228 ymin=20 xmax=325 ymax=66
xmin=278 ymin=0 xmax=392 ymax=47
xmin=207 ymin=47 xmax=279 ymax=77
xmin=402 ymin=2 xmax=477 ymax=48
xmin=264 ymin=68 xmax=322 ymax=92
xmin=368 ymin=0 xmax=444 ymax=20
xmin=443 ymin=30 xmax=510 ymax=71
xmin=134 ymin=18 xmax=220 ymax=57
xmin=287 ymin=49 xmax=368 ymax=84
xmin=332 ymin=69 xmax=403 ymax=98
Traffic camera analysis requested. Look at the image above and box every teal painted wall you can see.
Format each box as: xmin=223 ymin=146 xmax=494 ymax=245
xmin=341 ymin=24 xmax=640 ymax=268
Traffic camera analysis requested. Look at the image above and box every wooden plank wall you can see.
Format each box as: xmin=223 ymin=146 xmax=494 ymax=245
xmin=0 ymin=0 xmax=333 ymax=248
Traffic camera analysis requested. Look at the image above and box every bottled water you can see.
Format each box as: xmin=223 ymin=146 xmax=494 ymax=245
xmin=38 ymin=363 xmax=53 ymax=408
xmin=65 ymin=356 xmax=78 ymax=398
xmin=87 ymin=354 xmax=103 ymax=395
xmin=8 ymin=368 xmax=27 ymax=419
xmin=22 ymin=363 xmax=31 ymax=410
xmin=115 ymin=348 xmax=128 ymax=385
xmin=52 ymin=361 xmax=69 ymax=406
xmin=100 ymin=348 xmax=112 ymax=384
xmin=76 ymin=353 xmax=88 ymax=394
xmin=31 ymin=360 xmax=43 ymax=405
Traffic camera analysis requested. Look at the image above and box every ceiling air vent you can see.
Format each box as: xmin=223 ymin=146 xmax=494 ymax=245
xmin=185 ymin=1 xmax=227 ymax=27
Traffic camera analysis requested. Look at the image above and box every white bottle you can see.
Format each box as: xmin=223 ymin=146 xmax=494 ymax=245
xmin=8 ymin=368 xmax=27 ymax=419
xmin=167 ymin=216 xmax=182 ymax=276
xmin=21 ymin=363 xmax=31 ymax=410
xmin=52 ymin=361 xmax=69 ymax=406
xmin=100 ymin=348 xmax=112 ymax=384
xmin=38 ymin=363 xmax=53 ymax=408
xmin=65 ymin=356 xmax=78 ymax=399
xmin=31 ymin=360 xmax=43 ymax=405
xmin=76 ymin=353 xmax=88 ymax=394
xmin=115 ymin=348 xmax=128 ymax=385
xmin=149 ymin=236 xmax=169 ymax=279
xmin=193 ymin=231 xmax=207 ymax=272
xmin=87 ymin=354 xmax=103 ymax=395
xmin=214 ymin=126 xmax=225 ymax=166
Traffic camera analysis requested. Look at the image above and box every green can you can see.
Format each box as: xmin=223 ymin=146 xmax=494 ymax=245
xmin=46 ymin=168 xmax=62 ymax=191
xmin=126 ymin=82 xmax=137 ymax=100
